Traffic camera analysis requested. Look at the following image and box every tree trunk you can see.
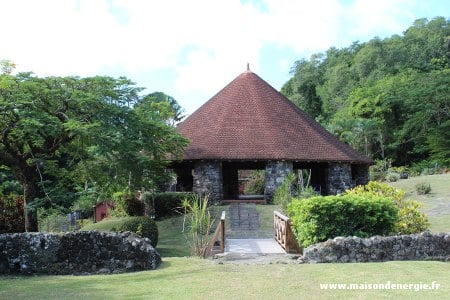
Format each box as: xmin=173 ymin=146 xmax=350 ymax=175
xmin=23 ymin=180 xmax=39 ymax=232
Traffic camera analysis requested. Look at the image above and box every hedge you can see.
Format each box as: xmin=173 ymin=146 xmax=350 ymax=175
xmin=288 ymin=194 xmax=398 ymax=247
xmin=142 ymin=192 xmax=194 ymax=219
xmin=112 ymin=216 xmax=158 ymax=247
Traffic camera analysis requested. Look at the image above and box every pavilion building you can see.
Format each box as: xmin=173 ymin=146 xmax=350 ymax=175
xmin=170 ymin=67 xmax=371 ymax=203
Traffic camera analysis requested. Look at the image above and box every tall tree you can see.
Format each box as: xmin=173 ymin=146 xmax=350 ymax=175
xmin=0 ymin=73 xmax=188 ymax=231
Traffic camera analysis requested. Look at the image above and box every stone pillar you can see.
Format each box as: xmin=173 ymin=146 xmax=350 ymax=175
xmin=193 ymin=161 xmax=223 ymax=204
xmin=326 ymin=163 xmax=352 ymax=195
xmin=264 ymin=161 xmax=293 ymax=201
xmin=352 ymin=164 xmax=370 ymax=186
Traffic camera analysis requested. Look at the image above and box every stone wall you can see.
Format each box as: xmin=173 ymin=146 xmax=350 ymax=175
xmin=326 ymin=163 xmax=352 ymax=195
xmin=193 ymin=161 xmax=223 ymax=204
xmin=0 ymin=231 xmax=161 ymax=275
xmin=301 ymin=232 xmax=450 ymax=263
xmin=352 ymin=164 xmax=370 ymax=186
xmin=264 ymin=161 xmax=293 ymax=201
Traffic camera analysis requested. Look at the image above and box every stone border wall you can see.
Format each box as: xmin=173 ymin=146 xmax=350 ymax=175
xmin=0 ymin=231 xmax=161 ymax=275
xmin=301 ymin=232 xmax=450 ymax=263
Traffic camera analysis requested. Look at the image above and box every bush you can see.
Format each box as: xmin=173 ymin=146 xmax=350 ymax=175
xmin=0 ymin=194 xmax=25 ymax=233
xmin=182 ymin=194 xmax=215 ymax=257
xmin=385 ymin=172 xmax=400 ymax=182
xmin=114 ymin=216 xmax=158 ymax=247
xmin=142 ymin=192 xmax=193 ymax=219
xmin=124 ymin=195 xmax=145 ymax=216
xmin=415 ymin=182 xmax=431 ymax=195
xmin=273 ymin=173 xmax=296 ymax=211
xmin=369 ymin=159 xmax=389 ymax=181
xmin=288 ymin=194 xmax=398 ymax=247
xmin=345 ymin=181 xmax=430 ymax=235
xmin=243 ymin=170 xmax=265 ymax=195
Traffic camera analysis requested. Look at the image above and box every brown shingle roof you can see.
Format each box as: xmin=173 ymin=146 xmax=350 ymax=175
xmin=176 ymin=69 xmax=371 ymax=163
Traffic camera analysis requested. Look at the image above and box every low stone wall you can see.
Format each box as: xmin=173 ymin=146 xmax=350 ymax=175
xmin=0 ymin=231 xmax=161 ymax=275
xmin=302 ymin=232 xmax=450 ymax=263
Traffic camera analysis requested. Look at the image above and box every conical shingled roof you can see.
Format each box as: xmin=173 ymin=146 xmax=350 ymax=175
xmin=176 ymin=69 xmax=371 ymax=163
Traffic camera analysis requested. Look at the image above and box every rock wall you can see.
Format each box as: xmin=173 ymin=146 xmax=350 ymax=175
xmin=264 ymin=161 xmax=293 ymax=201
xmin=193 ymin=161 xmax=223 ymax=204
xmin=0 ymin=231 xmax=161 ymax=275
xmin=326 ymin=163 xmax=353 ymax=194
xmin=302 ymin=232 xmax=450 ymax=263
xmin=352 ymin=164 xmax=370 ymax=186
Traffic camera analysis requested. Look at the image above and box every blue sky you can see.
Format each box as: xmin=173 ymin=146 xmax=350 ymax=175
xmin=1 ymin=0 xmax=449 ymax=115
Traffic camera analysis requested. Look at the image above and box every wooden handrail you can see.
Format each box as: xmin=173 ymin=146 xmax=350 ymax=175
xmin=206 ymin=211 xmax=226 ymax=256
xmin=274 ymin=211 xmax=303 ymax=254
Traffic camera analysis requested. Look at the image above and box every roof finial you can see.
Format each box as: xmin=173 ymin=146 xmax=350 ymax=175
xmin=247 ymin=62 xmax=250 ymax=71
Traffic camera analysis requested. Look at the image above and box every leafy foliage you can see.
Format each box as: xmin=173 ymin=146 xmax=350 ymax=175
xmin=0 ymin=194 xmax=25 ymax=233
xmin=273 ymin=173 xmax=296 ymax=211
xmin=182 ymin=194 xmax=215 ymax=258
xmin=113 ymin=216 xmax=158 ymax=247
xmin=288 ymin=194 xmax=398 ymax=247
xmin=345 ymin=181 xmax=430 ymax=235
xmin=243 ymin=170 xmax=265 ymax=195
xmin=0 ymin=72 xmax=188 ymax=231
xmin=415 ymin=182 xmax=432 ymax=195
xmin=142 ymin=192 xmax=193 ymax=219
xmin=282 ymin=17 xmax=450 ymax=167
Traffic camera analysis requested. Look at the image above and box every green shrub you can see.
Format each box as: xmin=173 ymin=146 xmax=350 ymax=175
xmin=369 ymin=159 xmax=389 ymax=181
xmin=114 ymin=216 xmax=158 ymax=247
xmin=142 ymin=192 xmax=194 ymax=219
xmin=288 ymin=194 xmax=398 ymax=247
xmin=243 ymin=170 xmax=265 ymax=195
xmin=124 ymin=195 xmax=145 ymax=216
xmin=273 ymin=173 xmax=295 ymax=211
xmin=345 ymin=181 xmax=430 ymax=235
xmin=0 ymin=194 xmax=25 ymax=233
xmin=415 ymin=182 xmax=431 ymax=195
xmin=182 ymin=194 xmax=215 ymax=257
xmin=385 ymin=172 xmax=400 ymax=182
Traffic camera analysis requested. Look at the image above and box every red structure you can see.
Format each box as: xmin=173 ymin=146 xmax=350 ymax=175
xmin=94 ymin=201 xmax=115 ymax=223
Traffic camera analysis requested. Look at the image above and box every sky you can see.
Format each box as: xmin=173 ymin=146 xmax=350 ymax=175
xmin=1 ymin=0 xmax=449 ymax=115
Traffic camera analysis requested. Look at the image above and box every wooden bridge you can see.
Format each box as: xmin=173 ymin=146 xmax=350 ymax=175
xmin=206 ymin=204 xmax=302 ymax=257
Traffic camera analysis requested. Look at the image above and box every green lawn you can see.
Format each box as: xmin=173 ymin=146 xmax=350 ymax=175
xmin=1 ymin=258 xmax=448 ymax=299
xmin=390 ymin=174 xmax=450 ymax=233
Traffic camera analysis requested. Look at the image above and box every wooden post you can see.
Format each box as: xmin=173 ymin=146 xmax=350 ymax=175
xmin=221 ymin=211 xmax=226 ymax=252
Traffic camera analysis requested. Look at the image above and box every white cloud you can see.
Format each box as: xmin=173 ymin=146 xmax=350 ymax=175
xmin=0 ymin=0 xmax=446 ymax=114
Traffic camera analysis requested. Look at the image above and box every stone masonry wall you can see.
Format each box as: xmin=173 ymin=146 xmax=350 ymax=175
xmin=0 ymin=231 xmax=161 ymax=275
xmin=301 ymin=232 xmax=450 ymax=263
xmin=264 ymin=161 xmax=293 ymax=201
xmin=353 ymin=164 xmax=370 ymax=186
xmin=193 ymin=161 xmax=223 ymax=204
xmin=326 ymin=163 xmax=352 ymax=195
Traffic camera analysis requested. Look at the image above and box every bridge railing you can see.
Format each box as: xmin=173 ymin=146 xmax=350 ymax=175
xmin=205 ymin=211 xmax=226 ymax=257
xmin=274 ymin=211 xmax=303 ymax=254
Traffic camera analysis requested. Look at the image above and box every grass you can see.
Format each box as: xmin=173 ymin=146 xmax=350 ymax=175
xmin=1 ymin=258 xmax=449 ymax=299
xmin=390 ymin=174 xmax=450 ymax=233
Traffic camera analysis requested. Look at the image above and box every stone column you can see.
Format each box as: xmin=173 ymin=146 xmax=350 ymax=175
xmin=193 ymin=161 xmax=223 ymax=204
xmin=353 ymin=164 xmax=370 ymax=186
xmin=264 ymin=161 xmax=293 ymax=201
xmin=326 ymin=163 xmax=352 ymax=195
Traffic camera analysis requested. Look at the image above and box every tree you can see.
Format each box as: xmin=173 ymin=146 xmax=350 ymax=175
xmin=0 ymin=73 xmax=188 ymax=231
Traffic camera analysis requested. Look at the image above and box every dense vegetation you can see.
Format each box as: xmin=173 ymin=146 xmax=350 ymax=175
xmin=0 ymin=67 xmax=188 ymax=231
xmin=282 ymin=17 xmax=449 ymax=168
xmin=288 ymin=194 xmax=398 ymax=247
